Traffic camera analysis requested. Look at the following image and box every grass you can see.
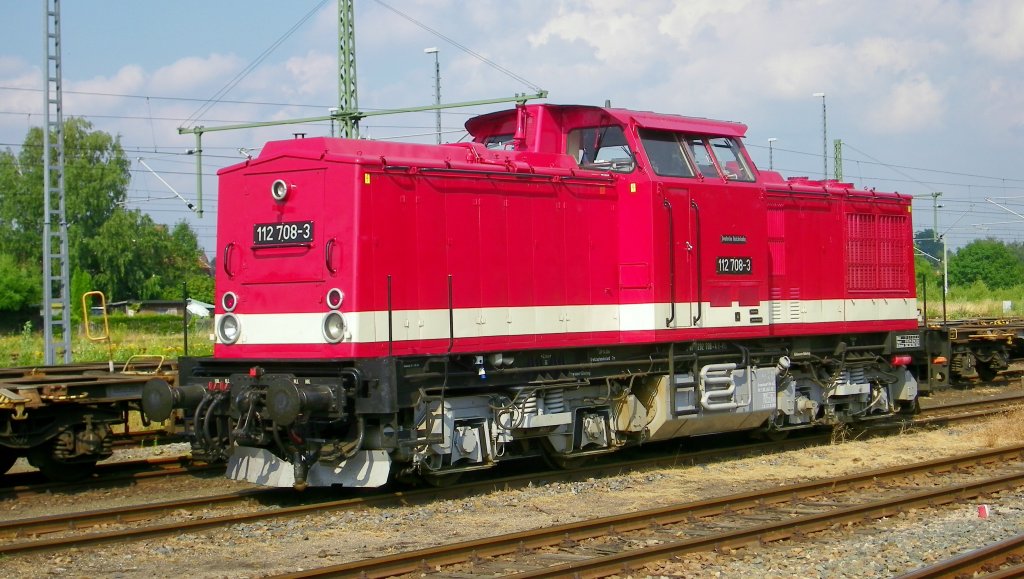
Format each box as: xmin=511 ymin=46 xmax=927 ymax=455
xmin=922 ymin=299 xmax=1024 ymax=320
xmin=979 ymin=406 xmax=1024 ymax=448
xmin=0 ymin=315 xmax=214 ymax=367
xmin=919 ymin=280 xmax=1024 ymax=319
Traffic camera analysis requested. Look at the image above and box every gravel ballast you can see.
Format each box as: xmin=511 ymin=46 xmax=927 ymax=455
xmin=2 ymin=389 xmax=1023 ymax=578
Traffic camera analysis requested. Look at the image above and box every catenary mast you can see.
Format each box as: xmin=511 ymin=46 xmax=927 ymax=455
xmin=42 ymin=0 xmax=72 ymax=364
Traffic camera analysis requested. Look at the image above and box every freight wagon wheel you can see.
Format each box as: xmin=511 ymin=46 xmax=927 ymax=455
xmin=976 ymin=363 xmax=999 ymax=383
xmin=26 ymin=442 xmax=98 ymax=482
xmin=0 ymin=447 xmax=17 ymax=475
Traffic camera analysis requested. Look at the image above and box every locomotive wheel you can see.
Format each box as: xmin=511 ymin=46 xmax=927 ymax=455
xmin=423 ymin=472 xmax=462 ymax=488
xmin=898 ymin=397 xmax=921 ymax=416
xmin=750 ymin=428 xmax=789 ymax=442
xmin=0 ymin=447 xmax=17 ymax=475
xmin=762 ymin=429 xmax=789 ymax=442
xmin=26 ymin=443 xmax=98 ymax=482
xmin=976 ymin=363 xmax=999 ymax=383
xmin=541 ymin=446 xmax=592 ymax=470
xmin=543 ymin=453 xmax=592 ymax=470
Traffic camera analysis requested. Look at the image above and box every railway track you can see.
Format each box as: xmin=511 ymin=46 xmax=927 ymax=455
xmin=0 ymin=395 xmax=1017 ymax=560
xmin=0 ymin=434 xmax=826 ymax=556
xmin=897 ymin=533 xmax=1024 ymax=578
xmin=0 ymin=455 xmax=216 ymax=499
xmin=916 ymin=391 xmax=1024 ymax=426
xmin=6 ymin=388 xmax=1019 ymax=496
xmin=272 ymin=444 xmax=1024 ymax=578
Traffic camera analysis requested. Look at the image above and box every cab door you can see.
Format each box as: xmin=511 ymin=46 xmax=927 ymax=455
xmin=662 ymin=184 xmax=693 ymax=329
xmin=234 ymin=169 xmax=326 ymax=286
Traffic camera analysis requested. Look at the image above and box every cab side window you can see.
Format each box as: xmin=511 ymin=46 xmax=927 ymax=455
xmin=483 ymin=134 xmax=515 ymax=150
xmin=707 ymin=137 xmax=754 ymax=182
xmin=639 ymin=129 xmax=694 ymax=178
xmin=686 ymin=137 xmax=719 ymax=178
xmin=567 ymin=125 xmax=635 ymax=173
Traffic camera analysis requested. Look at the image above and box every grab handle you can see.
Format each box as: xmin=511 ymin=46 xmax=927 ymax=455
xmin=691 ymin=200 xmax=702 ymax=326
xmin=325 ymin=238 xmax=337 ymax=274
xmin=223 ymin=242 xmax=236 ymax=278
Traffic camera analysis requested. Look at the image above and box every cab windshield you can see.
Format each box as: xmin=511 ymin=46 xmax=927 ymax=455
xmin=639 ymin=129 xmax=754 ymax=182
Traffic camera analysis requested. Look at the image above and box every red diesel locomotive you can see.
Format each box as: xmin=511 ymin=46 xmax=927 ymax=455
xmin=143 ymin=103 xmax=922 ymax=489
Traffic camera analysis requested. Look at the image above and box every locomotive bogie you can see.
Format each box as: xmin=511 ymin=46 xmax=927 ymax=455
xmin=159 ymin=330 xmax=919 ymax=488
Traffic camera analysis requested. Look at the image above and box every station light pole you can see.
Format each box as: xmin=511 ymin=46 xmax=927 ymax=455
xmin=424 ymin=47 xmax=441 ymax=144
xmin=812 ymin=92 xmax=827 ymax=179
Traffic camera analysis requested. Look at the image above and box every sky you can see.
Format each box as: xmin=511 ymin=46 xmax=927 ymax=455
xmin=2 ymin=0 xmax=1024 ymax=258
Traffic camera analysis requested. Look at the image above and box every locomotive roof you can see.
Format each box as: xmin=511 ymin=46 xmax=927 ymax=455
xmin=465 ymin=104 xmax=748 ymax=138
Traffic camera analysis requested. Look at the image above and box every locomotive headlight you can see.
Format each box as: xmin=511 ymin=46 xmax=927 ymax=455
xmin=322 ymin=311 xmax=346 ymax=343
xmin=218 ymin=313 xmax=241 ymax=344
xmin=222 ymin=291 xmax=238 ymax=312
xmin=270 ymin=179 xmax=289 ymax=202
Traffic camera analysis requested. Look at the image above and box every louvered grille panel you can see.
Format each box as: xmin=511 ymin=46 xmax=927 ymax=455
xmin=846 ymin=212 xmax=908 ymax=292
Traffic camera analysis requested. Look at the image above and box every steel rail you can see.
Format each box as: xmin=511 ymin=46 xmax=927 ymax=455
xmin=0 ymin=434 xmax=821 ymax=554
xmin=0 ymin=398 xmax=1017 ymax=558
xmin=0 ymin=456 xmax=214 ymax=499
xmin=921 ymin=391 xmax=1024 ymax=411
xmin=267 ymin=444 xmax=1024 ymax=578
xmin=0 ymin=486 xmax=272 ymax=539
xmin=505 ymin=463 xmax=1024 ymax=578
xmin=896 ymin=533 xmax=1024 ymax=578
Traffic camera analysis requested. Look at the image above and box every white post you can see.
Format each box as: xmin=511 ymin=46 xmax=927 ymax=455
xmin=812 ymin=92 xmax=827 ymax=179
xmin=942 ymin=237 xmax=948 ymax=295
xmin=424 ymin=47 xmax=441 ymax=144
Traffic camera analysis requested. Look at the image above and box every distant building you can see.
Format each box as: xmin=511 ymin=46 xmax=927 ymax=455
xmin=106 ymin=299 xmax=214 ymax=317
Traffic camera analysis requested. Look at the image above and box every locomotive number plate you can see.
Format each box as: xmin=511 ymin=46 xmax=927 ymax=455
xmin=716 ymin=256 xmax=752 ymax=275
xmin=253 ymin=221 xmax=314 ymax=246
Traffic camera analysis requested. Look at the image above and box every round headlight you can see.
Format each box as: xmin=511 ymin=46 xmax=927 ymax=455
xmin=322 ymin=311 xmax=346 ymax=343
xmin=222 ymin=291 xmax=238 ymax=312
xmin=271 ymin=179 xmax=289 ymax=201
xmin=326 ymin=288 xmax=344 ymax=310
xmin=218 ymin=313 xmax=241 ymax=344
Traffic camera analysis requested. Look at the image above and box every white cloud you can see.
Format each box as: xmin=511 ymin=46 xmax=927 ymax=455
xmin=517 ymin=0 xmax=954 ymax=135
xmin=852 ymin=37 xmax=941 ymax=77
xmin=283 ymin=51 xmax=335 ymax=98
xmin=148 ymin=54 xmax=245 ymax=95
xmin=658 ymin=0 xmax=754 ymax=50
xmin=529 ymin=1 xmax=671 ymax=67
xmin=966 ymin=0 xmax=1024 ymax=62
xmin=980 ymin=77 xmax=1024 ymax=136
xmin=66 ymin=65 xmax=147 ymax=115
xmin=864 ymin=75 xmax=945 ymax=133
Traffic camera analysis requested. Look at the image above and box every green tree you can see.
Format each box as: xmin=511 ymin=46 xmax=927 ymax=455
xmin=0 ymin=117 xmax=130 ymax=265
xmin=0 ymin=254 xmax=39 ymax=311
xmin=69 ymin=268 xmax=94 ymax=322
xmin=83 ymin=208 xmax=173 ymax=301
xmin=914 ymin=229 xmax=944 ymax=268
xmin=948 ymin=238 xmax=1024 ymax=290
xmin=81 ymin=211 xmax=211 ymax=302
xmin=1006 ymin=241 xmax=1024 ymax=265
xmin=170 ymin=221 xmax=214 ymax=302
